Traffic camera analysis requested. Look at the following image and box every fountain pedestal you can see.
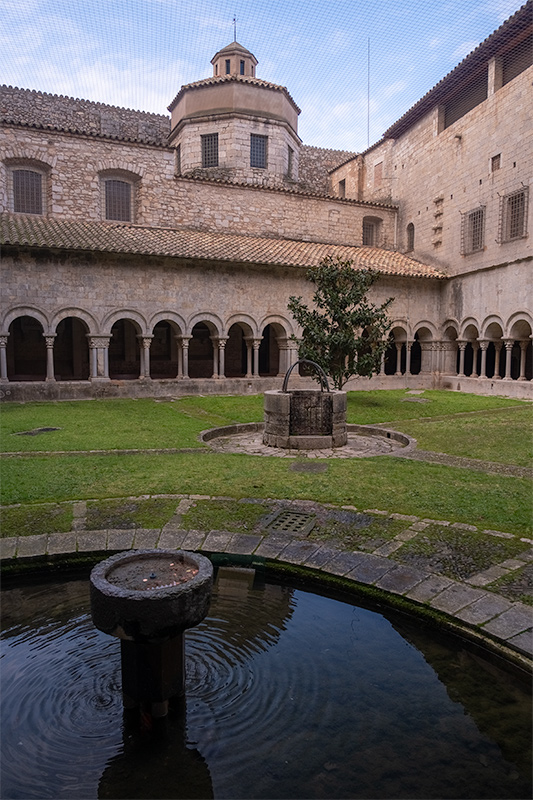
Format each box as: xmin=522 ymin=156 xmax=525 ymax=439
xmin=90 ymin=549 xmax=213 ymax=717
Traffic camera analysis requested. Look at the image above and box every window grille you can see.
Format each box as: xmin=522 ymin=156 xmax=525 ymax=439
xmin=491 ymin=154 xmax=501 ymax=172
xmin=105 ymin=179 xmax=132 ymax=221
xmin=500 ymin=188 xmax=528 ymax=242
xmin=338 ymin=179 xmax=346 ymax=198
xmin=240 ymin=60 xmax=245 ymax=75
xmin=461 ymin=206 xmax=485 ymax=254
xmin=250 ymin=134 xmax=267 ymax=168
xmin=225 ymin=59 xmax=231 ymax=74
xmin=362 ymin=220 xmax=375 ymax=246
xmin=13 ymin=169 xmax=43 ymax=214
xmin=201 ymin=133 xmax=219 ymax=167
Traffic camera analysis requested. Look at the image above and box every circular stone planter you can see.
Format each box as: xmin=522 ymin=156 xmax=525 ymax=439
xmin=90 ymin=549 xmax=213 ymax=641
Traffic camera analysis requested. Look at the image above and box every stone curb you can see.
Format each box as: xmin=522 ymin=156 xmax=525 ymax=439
xmin=2 ymin=525 xmax=532 ymax=663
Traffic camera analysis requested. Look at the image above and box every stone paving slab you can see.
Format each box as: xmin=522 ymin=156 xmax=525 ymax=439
xmin=466 ymin=565 xmax=512 ymax=586
xmin=157 ymin=529 xmax=188 ymax=550
xmin=77 ymin=531 xmax=107 ymax=552
xmin=254 ymin=533 xmax=293 ymax=558
xmin=16 ymin=534 xmax=48 ymax=557
xmin=106 ymin=529 xmax=136 ymax=551
xmin=455 ymin=594 xmax=514 ymax=625
xmin=345 ymin=553 xmax=394 ymax=584
xmin=202 ymin=531 xmax=233 ymax=552
xmin=374 ymin=564 xmax=429 ymax=595
xmin=507 ymin=630 xmax=533 ymax=657
xmin=429 ymin=583 xmax=486 ymax=614
xmin=227 ymin=533 xmax=263 ymax=555
xmin=0 ymin=537 xmax=18 ymax=559
xmin=303 ymin=545 xmax=343 ymax=569
xmin=482 ymin=605 xmax=533 ymax=639
xmin=406 ymin=575 xmax=455 ymax=602
xmin=47 ymin=531 xmax=77 ymax=555
xmin=322 ymin=551 xmax=367 ymax=576
xmin=133 ymin=529 xmax=161 ymax=549
xmin=278 ymin=540 xmax=322 ymax=565
xmin=181 ymin=530 xmax=207 ymax=551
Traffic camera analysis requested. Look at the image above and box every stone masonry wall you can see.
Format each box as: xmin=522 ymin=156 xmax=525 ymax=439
xmin=0 ymin=85 xmax=170 ymax=145
xmin=0 ymin=125 xmax=396 ymax=245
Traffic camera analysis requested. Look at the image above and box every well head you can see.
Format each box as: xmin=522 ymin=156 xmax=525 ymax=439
xmin=90 ymin=549 xmax=213 ymax=641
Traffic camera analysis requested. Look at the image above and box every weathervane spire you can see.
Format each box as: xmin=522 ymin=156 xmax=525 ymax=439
xmin=233 ymin=14 xmax=237 ymax=41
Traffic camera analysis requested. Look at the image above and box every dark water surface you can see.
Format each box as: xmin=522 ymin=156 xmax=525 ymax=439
xmin=1 ymin=566 xmax=531 ymax=799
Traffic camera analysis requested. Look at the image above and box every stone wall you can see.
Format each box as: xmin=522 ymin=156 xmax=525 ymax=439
xmin=298 ymin=145 xmax=358 ymax=195
xmin=0 ymin=85 xmax=170 ymax=145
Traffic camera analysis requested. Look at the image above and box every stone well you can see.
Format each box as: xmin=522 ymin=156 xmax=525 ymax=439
xmin=263 ymin=388 xmax=347 ymax=449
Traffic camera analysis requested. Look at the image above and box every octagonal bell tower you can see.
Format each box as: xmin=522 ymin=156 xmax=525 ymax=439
xmin=168 ymin=42 xmax=301 ymax=187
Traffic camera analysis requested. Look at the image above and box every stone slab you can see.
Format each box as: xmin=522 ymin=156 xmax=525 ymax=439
xmin=498 ymin=558 xmax=527 ymax=570
xmin=374 ymin=565 xmax=429 ymax=595
xmin=303 ymin=545 xmax=343 ymax=568
xmin=429 ymin=584 xmax=486 ymax=614
xmin=157 ymin=530 xmax=189 ymax=550
xmin=227 ymin=533 xmax=263 ymax=555
xmin=132 ymin=529 xmax=161 ymax=549
xmin=76 ymin=531 xmax=107 ymax=552
xmin=322 ymin=551 xmax=366 ymax=576
xmin=0 ymin=537 xmax=18 ymax=559
xmin=15 ymin=534 xmax=48 ymax=557
xmin=372 ymin=541 xmax=404 ymax=557
xmin=254 ymin=533 xmax=293 ymax=558
xmin=455 ymin=594 xmax=513 ymax=625
xmin=202 ymin=531 xmax=233 ymax=552
xmin=345 ymin=554 xmax=394 ymax=584
xmin=106 ymin=529 xmax=135 ymax=551
xmin=47 ymin=531 xmax=77 ymax=555
xmin=406 ymin=575 xmax=455 ymax=602
xmin=180 ymin=530 xmax=207 ymax=551
xmin=482 ymin=605 xmax=533 ymax=639
xmin=278 ymin=540 xmax=322 ymax=565
xmin=466 ymin=566 xmax=511 ymax=585
xmin=507 ymin=629 xmax=533 ymax=657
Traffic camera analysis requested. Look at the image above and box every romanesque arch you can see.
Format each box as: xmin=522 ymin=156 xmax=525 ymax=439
xmin=108 ymin=317 xmax=143 ymax=380
xmin=6 ymin=314 xmax=47 ymax=381
xmin=54 ymin=316 xmax=90 ymax=381
xmin=225 ymin=318 xmax=256 ymax=378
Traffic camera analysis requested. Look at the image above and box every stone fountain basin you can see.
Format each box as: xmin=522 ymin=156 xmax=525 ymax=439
xmin=90 ymin=549 xmax=213 ymax=641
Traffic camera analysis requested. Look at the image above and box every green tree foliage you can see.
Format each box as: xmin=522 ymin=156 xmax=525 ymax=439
xmin=288 ymin=256 xmax=393 ymax=389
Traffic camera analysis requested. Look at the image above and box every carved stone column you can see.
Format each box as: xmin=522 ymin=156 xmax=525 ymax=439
xmin=87 ymin=336 xmax=111 ymax=380
xmin=44 ymin=335 xmax=56 ymax=382
xmin=138 ymin=336 xmax=153 ymax=379
xmin=252 ymin=339 xmax=262 ymax=377
xmin=518 ymin=340 xmax=529 ymax=381
xmin=502 ymin=339 xmax=514 ymax=381
xmin=0 ymin=334 xmax=9 ymax=381
xmin=493 ymin=342 xmax=502 ymax=379
xmin=478 ymin=340 xmax=488 ymax=379
xmin=394 ymin=342 xmax=403 ymax=376
xmin=457 ymin=341 xmax=466 ymax=377
xmin=216 ymin=337 xmax=228 ymax=379
xmin=405 ymin=340 xmax=412 ymax=376
xmin=178 ymin=336 xmax=190 ymax=379
xmin=471 ymin=342 xmax=479 ymax=378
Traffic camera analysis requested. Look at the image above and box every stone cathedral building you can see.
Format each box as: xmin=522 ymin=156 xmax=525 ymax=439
xmin=0 ymin=2 xmax=531 ymax=401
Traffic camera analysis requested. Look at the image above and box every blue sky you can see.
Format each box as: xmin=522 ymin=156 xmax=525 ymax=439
xmin=0 ymin=0 xmax=522 ymax=151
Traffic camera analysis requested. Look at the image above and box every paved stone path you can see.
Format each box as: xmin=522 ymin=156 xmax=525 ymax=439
xmin=2 ymin=494 xmax=532 ymax=664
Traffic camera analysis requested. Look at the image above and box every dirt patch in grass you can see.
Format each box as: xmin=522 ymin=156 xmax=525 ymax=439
xmin=180 ymin=498 xmax=271 ymax=533
xmin=394 ymin=526 xmax=526 ymax=580
xmin=0 ymin=503 xmax=73 ymax=538
xmin=488 ymin=564 xmax=533 ymax=606
xmin=306 ymin=505 xmax=406 ymax=551
xmin=86 ymin=498 xmax=178 ymax=530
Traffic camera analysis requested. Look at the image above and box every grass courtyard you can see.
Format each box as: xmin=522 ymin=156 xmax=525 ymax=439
xmin=0 ymin=389 xmax=531 ymax=538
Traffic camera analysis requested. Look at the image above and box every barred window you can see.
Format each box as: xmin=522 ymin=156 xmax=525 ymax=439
xmin=13 ymin=169 xmax=43 ymax=214
xmin=225 ymin=59 xmax=231 ymax=74
xmin=240 ymin=60 xmax=245 ymax=75
xmin=363 ymin=220 xmax=375 ymax=246
xmin=201 ymin=133 xmax=219 ymax=167
xmin=287 ymin=146 xmax=294 ymax=179
xmin=461 ymin=206 xmax=485 ymax=254
xmin=500 ymin=188 xmax=528 ymax=242
xmin=105 ymin=179 xmax=132 ymax=222
xmin=250 ymin=134 xmax=267 ymax=169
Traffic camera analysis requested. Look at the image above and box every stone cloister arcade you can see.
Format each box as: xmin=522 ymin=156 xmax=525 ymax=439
xmin=2 ymin=307 xmax=531 ymax=386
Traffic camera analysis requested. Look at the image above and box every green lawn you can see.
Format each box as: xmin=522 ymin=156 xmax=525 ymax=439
xmin=0 ymin=390 xmax=531 ymax=536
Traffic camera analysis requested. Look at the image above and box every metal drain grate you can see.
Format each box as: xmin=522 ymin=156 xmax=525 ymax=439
xmin=264 ymin=509 xmax=316 ymax=536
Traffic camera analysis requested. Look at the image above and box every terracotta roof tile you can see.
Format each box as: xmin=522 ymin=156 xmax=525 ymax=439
xmin=0 ymin=213 xmax=446 ymax=279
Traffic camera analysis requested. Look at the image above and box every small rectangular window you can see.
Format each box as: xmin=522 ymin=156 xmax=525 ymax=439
xmin=13 ymin=169 xmax=43 ymax=214
xmin=175 ymin=144 xmax=181 ymax=176
xmin=338 ymin=179 xmax=346 ymax=198
xmin=461 ymin=206 xmax=485 ymax=254
xmin=105 ymin=179 xmax=132 ymax=221
xmin=201 ymin=133 xmax=219 ymax=167
xmin=240 ymin=60 xmax=245 ymax=75
xmin=250 ymin=134 xmax=267 ymax=169
xmin=225 ymin=59 xmax=231 ymax=74
xmin=287 ymin=146 xmax=294 ymax=178
xmin=362 ymin=220 xmax=375 ymax=246
xmin=374 ymin=162 xmax=383 ymax=188
xmin=491 ymin=154 xmax=501 ymax=172
xmin=500 ymin=188 xmax=528 ymax=242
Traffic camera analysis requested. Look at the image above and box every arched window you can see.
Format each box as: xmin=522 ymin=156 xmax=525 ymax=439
xmin=406 ymin=223 xmax=415 ymax=252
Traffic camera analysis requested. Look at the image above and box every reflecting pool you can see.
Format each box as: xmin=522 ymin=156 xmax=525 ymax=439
xmin=1 ymin=565 xmax=531 ymax=799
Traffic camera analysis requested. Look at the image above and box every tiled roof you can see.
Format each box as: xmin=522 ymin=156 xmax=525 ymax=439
xmin=168 ymin=74 xmax=301 ymax=114
xmin=0 ymin=213 xmax=446 ymax=279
